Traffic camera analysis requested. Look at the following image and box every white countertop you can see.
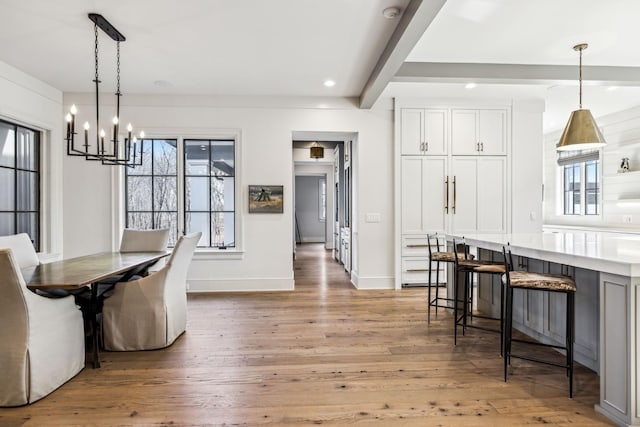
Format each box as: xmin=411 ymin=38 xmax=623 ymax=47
xmin=448 ymin=231 xmax=640 ymax=277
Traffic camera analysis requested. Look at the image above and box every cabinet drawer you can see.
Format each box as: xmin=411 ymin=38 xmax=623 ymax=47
xmin=402 ymin=235 xmax=446 ymax=257
xmin=402 ymin=257 xmax=446 ymax=285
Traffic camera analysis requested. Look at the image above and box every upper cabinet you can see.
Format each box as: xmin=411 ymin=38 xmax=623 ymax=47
xmin=451 ymin=108 xmax=507 ymax=155
xmin=400 ymin=108 xmax=447 ymax=155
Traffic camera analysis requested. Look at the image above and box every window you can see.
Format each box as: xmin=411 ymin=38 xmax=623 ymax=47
xmin=0 ymin=119 xmax=40 ymax=249
xmin=184 ymin=140 xmax=235 ymax=248
xmin=318 ymin=178 xmax=326 ymax=221
xmin=562 ymin=159 xmax=600 ymax=216
xmin=125 ymin=137 xmax=236 ymax=248
xmin=125 ymin=139 xmax=178 ymax=245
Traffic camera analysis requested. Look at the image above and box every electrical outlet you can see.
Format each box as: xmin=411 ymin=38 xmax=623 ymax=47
xmin=623 ymin=214 xmax=633 ymax=224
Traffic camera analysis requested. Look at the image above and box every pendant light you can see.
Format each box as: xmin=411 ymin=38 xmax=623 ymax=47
xmin=310 ymin=142 xmax=324 ymax=159
xmin=556 ymin=43 xmax=606 ymax=151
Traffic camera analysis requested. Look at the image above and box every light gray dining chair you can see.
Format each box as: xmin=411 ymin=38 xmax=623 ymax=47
xmin=102 ymin=232 xmax=201 ymax=351
xmin=0 ymin=248 xmax=85 ymax=406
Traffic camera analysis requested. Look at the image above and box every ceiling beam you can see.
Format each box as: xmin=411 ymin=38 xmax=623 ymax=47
xmin=394 ymin=62 xmax=640 ymax=86
xmin=358 ymin=0 xmax=447 ymax=109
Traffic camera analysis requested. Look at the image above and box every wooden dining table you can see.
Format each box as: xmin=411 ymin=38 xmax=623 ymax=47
xmin=22 ymin=251 xmax=170 ymax=368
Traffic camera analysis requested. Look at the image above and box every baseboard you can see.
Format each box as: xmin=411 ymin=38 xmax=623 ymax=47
xmin=351 ymin=273 xmax=395 ymax=290
xmin=187 ymin=277 xmax=294 ymax=292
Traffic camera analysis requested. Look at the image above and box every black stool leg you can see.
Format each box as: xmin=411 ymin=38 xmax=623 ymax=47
xmin=567 ymin=291 xmax=575 ymax=398
xmin=435 ymin=261 xmax=441 ymax=316
xmin=453 ymin=264 xmax=459 ymax=345
xmin=504 ymin=286 xmax=513 ymax=382
xmin=427 ymin=258 xmax=433 ymax=323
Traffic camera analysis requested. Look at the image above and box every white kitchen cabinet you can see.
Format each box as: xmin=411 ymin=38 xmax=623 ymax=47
xmin=401 ymin=156 xmax=448 ymax=234
xmin=450 ymin=156 xmax=506 ymax=234
xmin=451 ymin=109 xmax=507 ymax=155
xmin=401 ymin=108 xmax=447 ymax=155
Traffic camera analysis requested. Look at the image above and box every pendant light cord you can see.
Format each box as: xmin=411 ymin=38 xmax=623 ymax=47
xmin=578 ymin=46 xmax=583 ymax=109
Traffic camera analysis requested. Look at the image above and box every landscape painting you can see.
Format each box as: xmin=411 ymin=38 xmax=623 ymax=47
xmin=248 ymin=185 xmax=283 ymax=213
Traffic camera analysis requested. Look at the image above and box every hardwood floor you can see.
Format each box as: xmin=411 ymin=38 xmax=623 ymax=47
xmin=1 ymin=243 xmax=613 ymax=426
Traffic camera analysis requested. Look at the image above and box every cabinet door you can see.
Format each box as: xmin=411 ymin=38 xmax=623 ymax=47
xmin=422 ymin=157 xmax=448 ymax=232
xmin=450 ymin=157 xmax=478 ymax=233
xmin=476 ymin=157 xmax=506 ymax=233
xmin=400 ymin=109 xmax=423 ymax=155
xmin=424 ymin=109 xmax=447 ymax=155
xmin=451 ymin=109 xmax=479 ymax=155
xmin=478 ymin=110 xmax=506 ymax=155
xmin=401 ymin=157 xmax=447 ymax=234
xmin=401 ymin=157 xmax=426 ymax=234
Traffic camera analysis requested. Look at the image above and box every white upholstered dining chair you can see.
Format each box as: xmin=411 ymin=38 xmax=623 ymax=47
xmin=102 ymin=232 xmax=201 ymax=351
xmin=0 ymin=247 xmax=85 ymax=406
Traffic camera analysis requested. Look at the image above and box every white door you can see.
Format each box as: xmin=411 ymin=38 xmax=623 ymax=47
xmin=450 ymin=157 xmax=478 ymax=233
xmin=476 ymin=157 xmax=506 ymax=232
xmin=424 ymin=109 xmax=447 ymax=155
xmin=401 ymin=157 xmax=425 ymax=234
xmin=451 ymin=109 xmax=479 ymax=155
xmin=401 ymin=109 xmax=423 ymax=155
xmin=422 ymin=156 xmax=448 ymax=232
xmin=478 ymin=110 xmax=506 ymax=155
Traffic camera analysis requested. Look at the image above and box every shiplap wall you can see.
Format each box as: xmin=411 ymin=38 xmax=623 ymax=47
xmin=544 ymin=105 xmax=640 ymax=231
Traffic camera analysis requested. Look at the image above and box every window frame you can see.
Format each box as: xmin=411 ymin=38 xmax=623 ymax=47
xmin=0 ymin=118 xmax=41 ymax=250
xmin=119 ymin=130 xmax=243 ymax=257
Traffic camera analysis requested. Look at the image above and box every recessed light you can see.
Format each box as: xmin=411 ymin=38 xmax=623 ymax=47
xmin=382 ymin=7 xmax=402 ymax=19
xmin=465 ymin=82 xmax=477 ymax=89
xmin=607 ymin=86 xmax=618 ymax=91
xmin=323 ymin=79 xmax=336 ymax=87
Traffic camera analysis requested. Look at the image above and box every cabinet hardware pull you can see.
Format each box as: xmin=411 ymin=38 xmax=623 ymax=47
xmin=445 ymin=176 xmax=449 ymax=213
xmin=476 ymin=142 xmax=480 ymax=151
xmin=425 ymin=141 xmax=428 ymax=152
xmin=481 ymin=142 xmax=484 ymax=151
xmin=407 ymin=269 xmax=429 ymax=272
xmin=406 ymin=244 xmax=429 ymax=248
xmin=453 ymin=176 xmax=457 ymax=214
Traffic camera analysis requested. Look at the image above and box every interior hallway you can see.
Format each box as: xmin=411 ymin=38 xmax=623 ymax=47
xmin=0 ymin=243 xmax=611 ymax=426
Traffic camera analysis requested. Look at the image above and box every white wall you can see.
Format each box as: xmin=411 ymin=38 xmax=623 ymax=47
xmin=544 ymin=105 xmax=640 ymax=231
xmin=62 ymin=94 xmax=394 ymax=291
xmin=294 ymin=160 xmax=335 ymax=249
xmin=0 ymin=60 xmax=64 ymax=258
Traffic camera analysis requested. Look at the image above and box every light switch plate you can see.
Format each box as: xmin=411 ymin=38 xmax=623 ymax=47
xmin=365 ymin=213 xmax=381 ymax=223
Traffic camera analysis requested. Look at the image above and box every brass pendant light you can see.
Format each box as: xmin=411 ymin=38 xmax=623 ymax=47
xmin=556 ymin=43 xmax=606 ymax=151
xmin=310 ymin=142 xmax=324 ymax=159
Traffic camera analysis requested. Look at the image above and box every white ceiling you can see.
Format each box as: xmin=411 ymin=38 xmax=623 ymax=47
xmin=2 ymin=0 xmax=640 ymax=133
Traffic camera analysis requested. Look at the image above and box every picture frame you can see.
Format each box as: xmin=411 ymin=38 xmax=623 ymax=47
xmin=248 ymin=185 xmax=283 ymax=213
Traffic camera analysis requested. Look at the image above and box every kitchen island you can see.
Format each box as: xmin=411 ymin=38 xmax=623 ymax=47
xmin=449 ymin=231 xmax=640 ymax=427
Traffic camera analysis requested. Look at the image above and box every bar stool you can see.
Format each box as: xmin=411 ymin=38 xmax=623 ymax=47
xmin=452 ymin=238 xmax=506 ymax=352
xmin=426 ymin=233 xmax=473 ymax=323
xmin=502 ymin=245 xmax=576 ymax=398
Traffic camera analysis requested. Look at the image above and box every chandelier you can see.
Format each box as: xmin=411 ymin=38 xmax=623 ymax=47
xmin=65 ymin=13 xmax=143 ymax=167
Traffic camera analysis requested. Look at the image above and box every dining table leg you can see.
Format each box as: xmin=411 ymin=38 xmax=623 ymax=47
xmin=90 ymin=283 xmax=100 ymax=368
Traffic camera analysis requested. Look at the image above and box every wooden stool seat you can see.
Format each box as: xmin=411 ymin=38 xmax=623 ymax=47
xmin=431 ymin=251 xmax=474 ymax=263
xmin=505 ymin=271 xmax=576 ymax=292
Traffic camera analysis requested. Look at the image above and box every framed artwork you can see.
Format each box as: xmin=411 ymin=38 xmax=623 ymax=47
xmin=248 ymin=185 xmax=283 ymax=213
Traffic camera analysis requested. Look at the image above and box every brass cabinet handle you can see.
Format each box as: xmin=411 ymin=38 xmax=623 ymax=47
xmin=476 ymin=142 xmax=480 ymax=151
xmin=425 ymin=141 xmax=428 ymax=152
xmin=481 ymin=142 xmax=484 ymax=152
xmin=407 ymin=268 xmax=429 ymax=272
xmin=453 ymin=175 xmax=457 ymax=214
xmin=445 ymin=176 xmax=449 ymax=214
xmin=406 ymin=244 xmax=429 ymax=248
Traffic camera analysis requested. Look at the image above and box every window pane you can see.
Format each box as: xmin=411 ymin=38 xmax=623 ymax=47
xmin=153 ymin=176 xmax=177 ymax=211
xmin=0 ymin=213 xmax=14 ymax=235
xmin=186 ymin=212 xmax=211 ymax=247
xmin=17 ymin=127 xmax=38 ymax=171
xmin=212 ymin=212 xmax=234 ymax=247
xmin=154 ymin=212 xmax=178 ymax=246
xmin=127 ymin=212 xmax=153 ymax=230
xmin=0 ymin=122 xmax=15 ymax=168
xmin=17 ymin=213 xmax=38 ymax=248
xmin=211 ymin=177 xmax=234 ymax=211
xmin=127 ymin=176 xmax=152 ymax=211
xmin=134 ymin=140 xmax=154 ymax=175
xmin=186 ymin=177 xmax=209 ymax=211
xmin=185 ymin=141 xmax=209 ymax=175
xmin=211 ymin=140 xmax=234 ymax=177
xmin=153 ymin=140 xmax=177 ymax=175
xmin=0 ymin=168 xmax=15 ymax=210
xmin=17 ymin=171 xmax=37 ymax=211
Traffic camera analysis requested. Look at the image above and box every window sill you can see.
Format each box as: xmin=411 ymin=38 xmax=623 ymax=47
xmin=193 ymin=248 xmax=244 ymax=261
